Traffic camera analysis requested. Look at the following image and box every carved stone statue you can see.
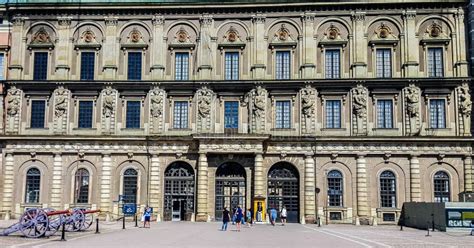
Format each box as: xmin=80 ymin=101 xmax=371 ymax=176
xmin=150 ymin=88 xmax=165 ymax=118
xmin=253 ymin=86 xmax=266 ymax=119
xmin=54 ymin=88 xmax=68 ymax=118
xmin=6 ymin=87 xmax=21 ymax=117
xmin=405 ymin=85 xmax=420 ymax=118
xmin=457 ymin=83 xmax=471 ymax=135
xmin=102 ymin=88 xmax=115 ymax=118
xmin=197 ymin=87 xmax=213 ymax=118
xmin=301 ymin=86 xmax=316 ymax=118
xmin=352 ymin=86 xmax=367 ymax=118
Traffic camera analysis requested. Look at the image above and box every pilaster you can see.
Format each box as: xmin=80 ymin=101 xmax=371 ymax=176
xmin=409 ymin=155 xmax=422 ymax=202
xmin=100 ymin=153 xmax=112 ymax=216
xmin=8 ymin=15 xmax=25 ymax=79
xmin=351 ymin=11 xmax=367 ymax=77
xmin=403 ymin=10 xmax=419 ymax=77
xmin=454 ymin=8 xmax=468 ymax=77
xmin=103 ymin=16 xmax=119 ymax=80
xmin=301 ymin=13 xmax=316 ymax=78
xmin=356 ymin=154 xmax=369 ymax=223
xmin=55 ymin=16 xmax=73 ymax=80
xmin=196 ymin=153 xmax=209 ymax=221
xmin=50 ymin=152 xmax=63 ymax=210
xmin=1 ymin=153 xmax=14 ymax=219
xmin=464 ymin=155 xmax=473 ymax=192
xmin=304 ymin=154 xmax=316 ymax=223
xmin=149 ymin=154 xmax=161 ymax=221
xmin=150 ymin=15 xmax=166 ymax=79
xmin=254 ymin=153 xmax=264 ymax=197
xmin=197 ymin=15 xmax=214 ymax=80
xmin=251 ymin=14 xmax=267 ymax=79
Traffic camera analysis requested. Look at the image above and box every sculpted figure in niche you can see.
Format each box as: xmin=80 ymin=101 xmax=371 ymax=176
xmin=352 ymin=87 xmax=367 ymax=118
xmin=301 ymin=86 xmax=316 ymax=117
xmin=129 ymin=28 xmax=141 ymax=43
xmin=102 ymin=88 xmax=115 ymax=118
xmin=54 ymin=88 xmax=68 ymax=118
xmin=32 ymin=28 xmax=51 ymax=44
xmin=405 ymin=85 xmax=420 ymax=117
xmin=6 ymin=87 xmax=21 ymax=116
xmin=197 ymin=88 xmax=212 ymax=118
xmin=458 ymin=84 xmax=472 ymax=117
xmin=253 ymin=87 xmax=266 ymax=118
xmin=82 ymin=29 xmax=95 ymax=43
xmin=150 ymin=89 xmax=165 ymax=118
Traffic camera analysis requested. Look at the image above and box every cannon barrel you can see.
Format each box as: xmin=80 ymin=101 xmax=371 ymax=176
xmin=81 ymin=209 xmax=100 ymax=214
xmin=45 ymin=210 xmax=70 ymax=216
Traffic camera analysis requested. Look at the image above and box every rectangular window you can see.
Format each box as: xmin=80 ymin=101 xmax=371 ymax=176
xmin=275 ymin=51 xmax=290 ymax=80
xmin=325 ymin=49 xmax=340 ymax=79
xmin=127 ymin=52 xmax=142 ymax=80
xmin=173 ymin=101 xmax=188 ymax=129
xmin=225 ymin=52 xmax=239 ymax=80
xmin=427 ymin=48 xmax=444 ymax=77
xmin=429 ymin=99 xmax=446 ymax=129
xmin=377 ymin=100 xmax=393 ymax=129
xmin=33 ymin=52 xmax=48 ymax=80
xmin=224 ymin=101 xmax=239 ymax=130
xmin=0 ymin=53 xmax=4 ymax=80
xmin=30 ymin=100 xmax=46 ymax=128
xmin=80 ymin=52 xmax=95 ymax=81
xmin=175 ymin=53 xmax=189 ymax=80
xmin=325 ymin=100 xmax=341 ymax=129
xmin=376 ymin=49 xmax=392 ymax=78
xmin=275 ymin=100 xmax=291 ymax=129
xmin=78 ymin=101 xmax=93 ymax=128
xmin=126 ymin=101 xmax=141 ymax=129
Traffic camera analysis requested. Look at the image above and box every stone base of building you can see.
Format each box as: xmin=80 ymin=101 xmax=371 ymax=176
xmin=305 ymin=215 xmax=316 ymax=224
xmin=195 ymin=214 xmax=209 ymax=222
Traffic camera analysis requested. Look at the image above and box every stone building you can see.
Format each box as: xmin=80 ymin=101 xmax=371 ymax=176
xmin=0 ymin=0 xmax=472 ymax=225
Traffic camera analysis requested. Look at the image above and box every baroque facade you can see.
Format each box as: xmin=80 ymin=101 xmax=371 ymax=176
xmin=0 ymin=0 xmax=473 ymax=225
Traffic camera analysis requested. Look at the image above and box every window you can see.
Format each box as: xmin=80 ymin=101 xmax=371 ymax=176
xmin=377 ymin=100 xmax=393 ymax=129
xmin=126 ymin=101 xmax=141 ymax=129
xmin=30 ymin=100 xmax=46 ymax=128
xmin=25 ymin=168 xmax=41 ymax=203
xmin=380 ymin=170 xmax=396 ymax=208
xmin=127 ymin=52 xmax=142 ymax=80
xmin=325 ymin=49 xmax=340 ymax=79
xmin=327 ymin=170 xmax=343 ymax=207
xmin=74 ymin=168 xmax=89 ymax=204
xmin=429 ymin=99 xmax=446 ymax=129
xmin=427 ymin=48 xmax=443 ymax=77
xmin=275 ymin=51 xmax=290 ymax=80
xmin=434 ymin=171 xmax=450 ymax=202
xmin=0 ymin=53 xmax=5 ymax=80
xmin=175 ymin=53 xmax=189 ymax=80
xmin=275 ymin=100 xmax=291 ymax=129
xmin=383 ymin=213 xmax=396 ymax=222
xmin=329 ymin=212 xmax=342 ymax=221
xmin=173 ymin=101 xmax=188 ymax=129
xmin=80 ymin=52 xmax=95 ymax=80
xmin=78 ymin=101 xmax=93 ymax=128
xmin=224 ymin=101 xmax=239 ymax=130
xmin=376 ymin=49 xmax=391 ymax=78
xmin=225 ymin=52 xmax=239 ymax=80
xmin=123 ymin=168 xmax=138 ymax=204
xmin=33 ymin=52 xmax=48 ymax=80
xmin=326 ymin=100 xmax=341 ymax=129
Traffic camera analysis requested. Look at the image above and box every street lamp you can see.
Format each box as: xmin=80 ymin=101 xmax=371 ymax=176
xmin=324 ymin=169 xmax=328 ymax=225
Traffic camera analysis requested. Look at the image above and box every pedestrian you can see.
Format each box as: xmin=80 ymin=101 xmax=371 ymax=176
xmin=235 ymin=205 xmax=243 ymax=232
xmin=257 ymin=203 xmax=263 ymax=222
xmin=246 ymin=208 xmax=252 ymax=227
xmin=280 ymin=206 xmax=287 ymax=226
xmin=143 ymin=205 xmax=152 ymax=228
xmin=222 ymin=207 xmax=231 ymax=231
xmin=270 ymin=207 xmax=277 ymax=226
xmin=232 ymin=207 xmax=237 ymax=225
xmin=470 ymin=220 xmax=474 ymax=236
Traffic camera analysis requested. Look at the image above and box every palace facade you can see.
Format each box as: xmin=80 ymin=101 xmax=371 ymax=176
xmin=0 ymin=0 xmax=472 ymax=225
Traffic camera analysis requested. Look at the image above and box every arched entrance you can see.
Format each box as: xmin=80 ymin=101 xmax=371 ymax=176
xmin=215 ymin=162 xmax=246 ymax=220
xmin=164 ymin=162 xmax=195 ymax=221
xmin=267 ymin=162 xmax=299 ymax=223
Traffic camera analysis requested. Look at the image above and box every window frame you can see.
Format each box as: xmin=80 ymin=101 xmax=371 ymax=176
xmin=375 ymin=48 xmax=392 ymax=78
xmin=379 ymin=170 xmax=397 ymax=208
xmin=29 ymin=98 xmax=48 ymax=129
xmin=126 ymin=51 xmax=143 ymax=81
xmin=24 ymin=167 xmax=41 ymax=204
xmin=327 ymin=170 xmax=344 ymax=207
xmin=124 ymin=99 xmax=142 ymax=129
xmin=174 ymin=52 xmax=190 ymax=81
xmin=433 ymin=171 xmax=450 ymax=203
xmin=0 ymin=52 xmax=5 ymax=80
xmin=376 ymin=99 xmax=394 ymax=129
xmin=426 ymin=47 xmax=444 ymax=78
xmin=274 ymin=99 xmax=292 ymax=129
xmin=74 ymin=168 xmax=90 ymax=204
xmin=428 ymin=98 xmax=447 ymax=129
xmin=122 ymin=168 xmax=139 ymax=204
xmin=224 ymin=51 xmax=240 ymax=80
xmin=324 ymin=48 xmax=342 ymax=79
xmin=224 ymin=100 xmax=239 ymax=132
xmin=79 ymin=51 xmax=96 ymax=81
xmin=74 ymin=97 xmax=97 ymax=129
xmin=325 ymin=99 xmax=342 ymax=129
xmin=172 ymin=100 xmax=189 ymax=129
xmin=274 ymin=50 xmax=291 ymax=80
xmin=33 ymin=51 xmax=49 ymax=81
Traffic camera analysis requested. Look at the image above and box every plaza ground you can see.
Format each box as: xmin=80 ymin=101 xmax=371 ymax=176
xmin=0 ymin=221 xmax=473 ymax=248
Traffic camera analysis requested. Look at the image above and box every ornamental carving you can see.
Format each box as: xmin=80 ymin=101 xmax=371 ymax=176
xmin=301 ymin=85 xmax=316 ymax=118
xmin=54 ymin=87 xmax=68 ymax=118
xmin=176 ymin=27 xmax=189 ymax=43
xmin=352 ymin=86 xmax=367 ymax=118
xmin=252 ymin=86 xmax=266 ymax=119
xmin=129 ymin=28 xmax=142 ymax=43
xmin=458 ymin=84 xmax=472 ymax=116
xmin=404 ymin=84 xmax=420 ymax=118
xmin=149 ymin=88 xmax=165 ymax=118
xmin=327 ymin=25 xmax=339 ymax=40
xmin=31 ymin=28 xmax=51 ymax=44
xmin=276 ymin=24 xmax=290 ymax=41
xmin=82 ymin=30 xmax=95 ymax=43
xmin=225 ymin=26 xmax=239 ymax=43
xmin=377 ymin=23 xmax=391 ymax=39
xmin=428 ymin=21 xmax=442 ymax=38
xmin=102 ymin=87 xmax=116 ymax=118
xmin=197 ymin=87 xmax=213 ymax=119
xmin=6 ymin=87 xmax=21 ymax=117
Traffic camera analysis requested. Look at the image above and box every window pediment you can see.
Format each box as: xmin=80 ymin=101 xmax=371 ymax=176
xmin=28 ymin=28 xmax=54 ymax=49
xmin=269 ymin=24 xmax=297 ymax=49
xmin=169 ymin=27 xmax=195 ymax=50
xmin=75 ymin=29 xmax=101 ymax=50
xmin=420 ymin=21 xmax=450 ymax=46
xmin=121 ymin=28 xmax=148 ymax=49
xmin=369 ymin=23 xmax=398 ymax=46
xmin=319 ymin=24 xmax=347 ymax=47
xmin=218 ymin=26 xmax=246 ymax=50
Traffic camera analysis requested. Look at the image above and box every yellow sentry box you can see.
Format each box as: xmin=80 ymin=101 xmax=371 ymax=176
xmin=253 ymin=196 xmax=266 ymax=222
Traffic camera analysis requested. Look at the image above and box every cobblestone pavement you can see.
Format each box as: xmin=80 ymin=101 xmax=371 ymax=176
xmin=1 ymin=221 xmax=473 ymax=248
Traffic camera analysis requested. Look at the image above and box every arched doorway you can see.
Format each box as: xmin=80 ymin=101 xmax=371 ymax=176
xmin=164 ymin=162 xmax=195 ymax=221
xmin=215 ymin=162 xmax=246 ymax=220
xmin=267 ymin=162 xmax=299 ymax=223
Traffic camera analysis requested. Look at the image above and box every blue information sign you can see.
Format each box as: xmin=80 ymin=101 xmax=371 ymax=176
xmin=122 ymin=204 xmax=137 ymax=215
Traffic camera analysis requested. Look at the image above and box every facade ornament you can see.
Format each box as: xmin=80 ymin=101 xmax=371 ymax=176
xmin=351 ymin=85 xmax=368 ymax=135
xmin=199 ymin=15 xmax=213 ymax=26
xmin=428 ymin=21 xmax=442 ymax=38
xmin=351 ymin=11 xmax=366 ymax=22
xmin=149 ymin=87 xmax=166 ymax=134
xmin=457 ymin=83 xmax=472 ymax=136
xmin=101 ymin=87 xmax=117 ymax=134
xmin=12 ymin=14 xmax=25 ymax=26
xmin=57 ymin=16 xmax=72 ymax=26
xmin=275 ymin=24 xmax=290 ymax=41
xmin=31 ymin=28 xmax=52 ymax=44
xmin=176 ymin=27 xmax=190 ymax=43
xmin=53 ymin=87 xmax=69 ymax=134
xmin=252 ymin=14 xmax=266 ymax=24
xmin=301 ymin=12 xmax=316 ymax=23
xmin=6 ymin=86 xmax=22 ymax=134
xmin=152 ymin=15 xmax=165 ymax=26
xmin=196 ymin=87 xmax=215 ymax=132
xmin=105 ymin=16 xmax=118 ymax=26
xmin=246 ymin=86 xmax=267 ymax=134
xmin=403 ymin=84 xmax=421 ymax=135
xmin=327 ymin=25 xmax=340 ymax=40
xmin=300 ymin=85 xmax=317 ymax=134
xmin=83 ymin=29 xmax=95 ymax=43
xmin=129 ymin=28 xmax=142 ymax=43
xmin=225 ymin=26 xmax=239 ymax=43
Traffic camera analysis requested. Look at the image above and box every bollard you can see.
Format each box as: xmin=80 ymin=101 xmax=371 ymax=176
xmin=60 ymin=222 xmax=66 ymax=241
xmin=123 ymin=216 xmax=126 ymax=230
xmin=95 ymin=218 xmax=100 ymax=234
xmin=400 ymin=223 xmax=403 ymax=231
xmin=135 ymin=214 xmax=138 ymax=227
xmin=317 ymin=217 xmax=321 ymax=227
xmin=426 ymin=223 xmax=431 ymax=237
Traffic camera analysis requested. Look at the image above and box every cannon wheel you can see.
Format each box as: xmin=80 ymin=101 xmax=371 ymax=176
xmin=43 ymin=209 xmax=64 ymax=236
xmin=65 ymin=208 xmax=85 ymax=232
xmin=19 ymin=208 xmax=49 ymax=238
xmin=81 ymin=211 xmax=94 ymax=230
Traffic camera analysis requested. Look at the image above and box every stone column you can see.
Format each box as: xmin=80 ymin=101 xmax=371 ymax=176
xmin=55 ymin=16 xmax=72 ymax=80
xmin=149 ymin=154 xmax=161 ymax=221
xmin=9 ymin=16 xmax=25 ymax=80
xmin=1 ymin=153 xmax=14 ymax=219
xmin=356 ymin=154 xmax=369 ymax=224
xmin=464 ymin=156 xmax=473 ymax=192
xmin=301 ymin=13 xmax=316 ymax=78
xmin=304 ymin=154 xmax=316 ymax=223
xmin=251 ymin=14 xmax=266 ymax=79
xmin=100 ymin=153 xmax=112 ymax=220
xmin=103 ymin=16 xmax=118 ymax=80
xmin=197 ymin=15 xmax=213 ymax=80
xmin=403 ymin=10 xmax=419 ymax=77
xmin=50 ymin=153 xmax=64 ymax=210
xmin=254 ymin=153 xmax=264 ymax=197
xmin=351 ymin=12 xmax=367 ymax=78
xmin=454 ymin=8 xmax=468 ymax=77
xmin=150 ymin=15 xmax=166 ymax=80
xmin=409 ymin=155 xmax=422 ymax=202
xmin=196 ymin=153 xmax=209 ymax=222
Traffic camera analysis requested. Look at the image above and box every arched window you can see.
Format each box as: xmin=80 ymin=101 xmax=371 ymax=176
xmin=267 ymin=162 xmax=299 ymax=223
xmin=434 ymin=171 xmax=450 ymax=202
xmin=123 ymin=168 xmax=138 ymax=204
xmin=25 ymin=168 xmax=41 ymax=203
xmin=327 ymin=170 xmax=343 ymax=207
xmin=74 ymin=168 xmax=90 ymax=204
xmin=380 ymin=170 xmax=396 ymax=208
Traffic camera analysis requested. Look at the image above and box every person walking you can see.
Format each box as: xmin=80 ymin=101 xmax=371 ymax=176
xmin=235 ymin=205 xmax=243 ymax=232
xmin=232 ymin=207 xmax=237 ymax=225
xmin=246 ymin=208 xmax=252 ymax=227
xmin=270 ymin=207 xmax=277 ymax=226
xmin=143 ymin=205 xmax=152 ymax=228
xmin=221 ymin=207 xmax=231 ymax=231
xmin=470 ymin=220 xmax=474 ymax=236
xmin=280 ymin=206 xmax=287 ymax=226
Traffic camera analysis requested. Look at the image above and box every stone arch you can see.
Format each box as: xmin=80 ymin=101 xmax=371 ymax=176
xmin=114 ymin=160 xmax=147 ymax=204
xmin=25 ymin=22 xmax=58 ymax=39
xmin=366 ymin=17 xmax=402 ymax=35
xmin=267 ymin=161 xmax=300 ymax=223
xmin=165 ymin=20 xmax=199 ymax=40
xmin=425 ymin=162 xmax=460 ymax=202
xmin=320 ymin=161 xmax=354 ymax=208
xmin=119 ymin=21 xmax=152 ymax=42
xmin=72 ymin=23 xmax=105 ymax=43
xmin=265 ymin=18 xmax=302 ymax=38
xmin=17 ymin=159 xmax=50 ymax=205
xmin=416 ymin=15 xmax=454 ymax=34
xmin=163 ymin=160 xmax=196 ymax=221
xmin=119 ymin=21 xmax=152 ymax=38
xmin=66 ymin=160 xmax=98 ymax=205
xmin=216 ymin=20 xmax=250 ymax=41
xmin=372 ymin=162 xmax=407 ymax=208
xmin=315 ymin=17 xmax=352 ymax=36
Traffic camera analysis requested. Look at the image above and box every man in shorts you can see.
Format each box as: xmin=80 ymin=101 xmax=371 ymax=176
xmin=280 ymin=206 xmax=287 ymax=226
xmin=143 ymin=206 xmax=152 ymax=228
